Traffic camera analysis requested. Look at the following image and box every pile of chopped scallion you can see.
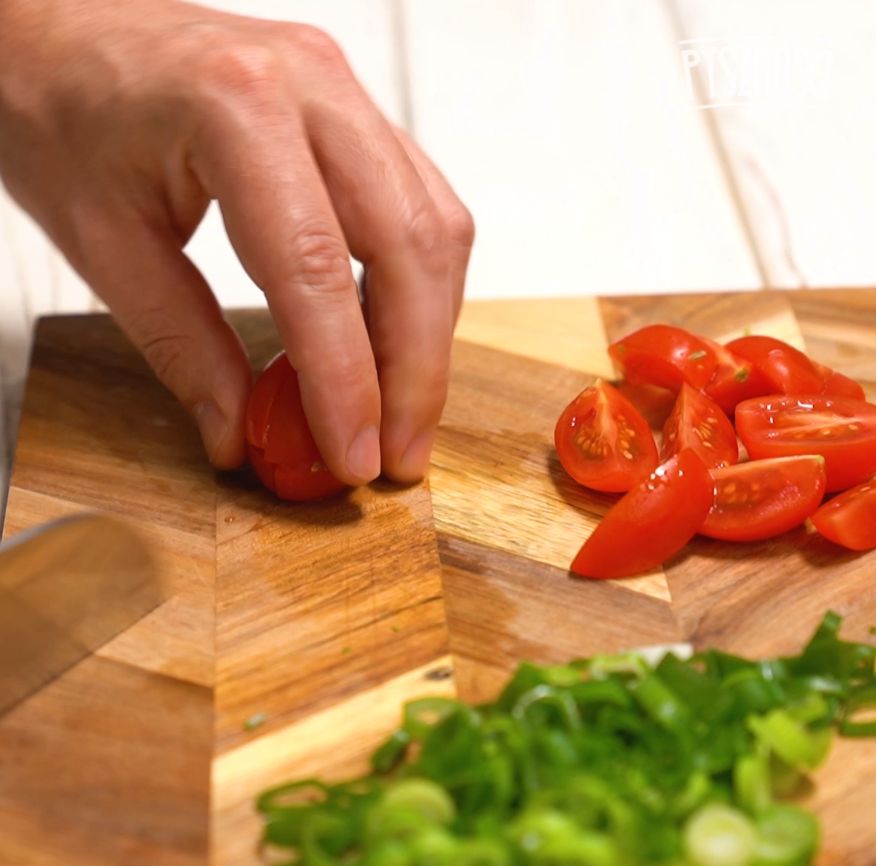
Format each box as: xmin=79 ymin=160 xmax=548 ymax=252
xmin=256 ymin=612 xmax=876 ymax=866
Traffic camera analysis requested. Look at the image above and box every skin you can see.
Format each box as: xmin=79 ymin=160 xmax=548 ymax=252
xmin=0 ymin=0 xmax=474 ymax=485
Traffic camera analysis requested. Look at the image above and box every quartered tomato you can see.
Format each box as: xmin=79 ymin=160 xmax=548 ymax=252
xmin=555 ymin=380 xmax=658 ymax=492
xmin=727 ymin=335 xmax=823 ymax=395
xmin=700 ymin=456 xmax=826 ymax=542
xmin=570 ymin=449 xmax=714 ymax=579
xmin=735 ymin=394 xmax=876 ymax=492
xmin=245 ymin=353 xmax=346 ymax=501
xmin=727 ymin=335 xmax=865 ymax=400
xmin=810 ymin=478 xmax=876 ymax=551
xmin=812 ymin=362 xmax=867 ymax=400
xmin=609 ymin=325 xmax=717 ymax=392
xmin=700 ymin=337 xmax=772 ymax=415
xmin=661 ymin=383 xmax=739 ymax=469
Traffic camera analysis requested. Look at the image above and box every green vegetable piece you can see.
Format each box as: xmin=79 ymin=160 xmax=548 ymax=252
xmin=377 ymin=779 xmax=456 ymax=827
xmin=733 ymin=752 xmax=772 ymax=815
xmin=409 ymin=827 xmax=459 ymax=865
xmin=840 ymin=684 xmax=876 ymax=737
xmin=631 ymin=672 xmax=691 ymax=733
xmin=371 ymin=729 xmax=411 ymax=773
xmin=754 ymin=804 xmax=819 ymax=866
xmin=747 ymin=711 xmax=825 ymax=770
xmin=403 ymin=697 xmax=461 ymax=739
xmin=456 ymin=837 xmax=512 ymax=865
xmin=684 ymin=804 xmax=757 ymax=866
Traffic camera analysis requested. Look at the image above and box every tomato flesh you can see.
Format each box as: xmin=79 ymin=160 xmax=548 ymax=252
xmin=810 ymin=479 xmax=876 ymax=551
xmin=661 ymin=383 xmax=739 ymax=469
xmin=570 ymin=449 xmax=714 ymax=579
xmin=245 ymin=353 xmax=346 ymax=501
xmin=735 ymin=394 xmax=876 ymax=492
xmin=555 ymin=380 xmax=658 ymax=492
xmin=700 ymin=456 xmax=826 ymax=542
xmin=609 ymin=325 xmax=717 ymax=392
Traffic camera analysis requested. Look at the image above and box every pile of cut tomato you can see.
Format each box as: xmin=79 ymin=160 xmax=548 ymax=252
xmin=555 ymin=324 xmax=876 ymax=579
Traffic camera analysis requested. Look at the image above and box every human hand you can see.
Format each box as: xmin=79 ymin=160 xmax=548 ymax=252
xmin=0 ymin=0 xmax=473 ymax=484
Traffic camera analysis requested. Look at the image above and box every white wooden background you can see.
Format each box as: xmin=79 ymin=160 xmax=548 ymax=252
xmin=3 ymin=0 xmax=876 ymax=514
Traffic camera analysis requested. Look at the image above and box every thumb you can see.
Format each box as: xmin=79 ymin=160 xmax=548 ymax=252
xmin=82 ymin=219 xmax=252 ymax=468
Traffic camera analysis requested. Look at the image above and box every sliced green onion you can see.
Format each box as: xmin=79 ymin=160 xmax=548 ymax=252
xmin=754 ymin=804 xmax=819 ymax=865
xmin=255 ymin=613 xmax=876 ymax=866
xmin=684 ymin=804 xmax=757 ymax=866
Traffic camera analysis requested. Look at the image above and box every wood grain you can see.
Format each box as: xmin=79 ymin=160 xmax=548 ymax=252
xmin=2 ymin=291 xmax=876 ymax=865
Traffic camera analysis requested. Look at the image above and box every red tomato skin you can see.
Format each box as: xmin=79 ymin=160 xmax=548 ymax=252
xmin=700 ymin=456 xmax=826 ymax=542
xmin=570 ymin=449 xmax=714 ymax=580
xmin=661 ymin=383 xmax=739 ymax=469
xmin=555 ymin=380 xmax=658 ymax=493
xmin=728 ymin=335 xmax=866 ymax=400
xmin=810 ymin=479 xmax=876 ymax=551
xmin=700 ymin=337 xmax=773 ymax=415
xmin=609 ymin=325 xmax=717 ymax=392
xmin=818 ymin=368 xmax=866 ymax=401
xmin=726 ymin=335 xmax=823 ymax=395
xmin=735 ymin=395 xmax=876 ymax=493
xmin=245 ymin=353 xmax=289 ymax=449
xmin=246 ymin=353 xmax=346 ymax=501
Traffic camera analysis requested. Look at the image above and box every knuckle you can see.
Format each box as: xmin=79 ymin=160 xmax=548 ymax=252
xmin=290 ymin=24 xmax=346 ymax=68
xmin=404 ymin=202 xmax=448 ymax=259
xmin=195 ymin=42 xmax=283 ymax=104
xmin=445 ymin=203 xmax=476 ymax=249
xmin=290 ymin=227 xmax=352 ymax=294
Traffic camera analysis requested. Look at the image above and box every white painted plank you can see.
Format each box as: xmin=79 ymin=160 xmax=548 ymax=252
xmin=401 ymin=0 xmax=761 ymax=299
xmin=672 ymin=0 xmax=876 ymax=288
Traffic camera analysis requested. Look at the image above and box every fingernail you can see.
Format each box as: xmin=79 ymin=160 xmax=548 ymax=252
xmin=398 ymin=429 xmax=435 ymax=482
xmin=193 ymin=400 xmax=228 ymax=463
xmin=346 ymin=425 xmax=381 ymax=482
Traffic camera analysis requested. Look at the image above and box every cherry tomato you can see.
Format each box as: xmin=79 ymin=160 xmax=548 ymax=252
xmin=735 ymin=394 xmax=876 ymax=492
xmin=727 ymin=335 xmax=824 ymax=395
xmin=727 ymin=335 xmax=866 ymax=401
xmin=555 ymin=380 xmax=658 ymax=492
xmin=812 ymin=363 xmax=867 ymax=401
xmin=245 ymin=353 xmax=346 ymax=501
xmin=661 ymin=383 xmax=739 ymax=469
xmin=809 ymin=478 xmax=876 ymax=551
xmin=700 ymin=337 xmax=772 ymax=415
xmin=570 ymin=449 xmax=714 ymax=579
xmin=609 ymin=325 xmax=717 ymax=392
xmin=700 ymin=456 xmax=826 ymax=542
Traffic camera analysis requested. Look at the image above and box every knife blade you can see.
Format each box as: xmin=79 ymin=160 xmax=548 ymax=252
xmin=0 ymin=513 xmax=163 ymax=715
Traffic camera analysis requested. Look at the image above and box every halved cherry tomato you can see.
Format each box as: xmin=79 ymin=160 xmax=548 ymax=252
xmin=245 ymin=353 xmax=346 ymax=501
xmin=700 ymin=337 xmax=772 ymax=415
xmin=736 ymin=394 xmax=876 ymax=492
xmin=809 ymin=478 xmax=876 ymax=551
xmin=700 ymin=456 xmax=826 ymax=542
xmin=609 ymin=325 xmax=717 ymax=392
xmin=570 ymin=449 xmax=714 ymax=579
xmin=555 ymin=380 xmax=658 ymax=492
xmin=661 ymin=383 xmax=739 ymax=469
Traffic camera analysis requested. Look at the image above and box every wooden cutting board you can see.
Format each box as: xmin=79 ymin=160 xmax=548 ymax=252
xmin=1 ymin=290 xmax=875 ymax=866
